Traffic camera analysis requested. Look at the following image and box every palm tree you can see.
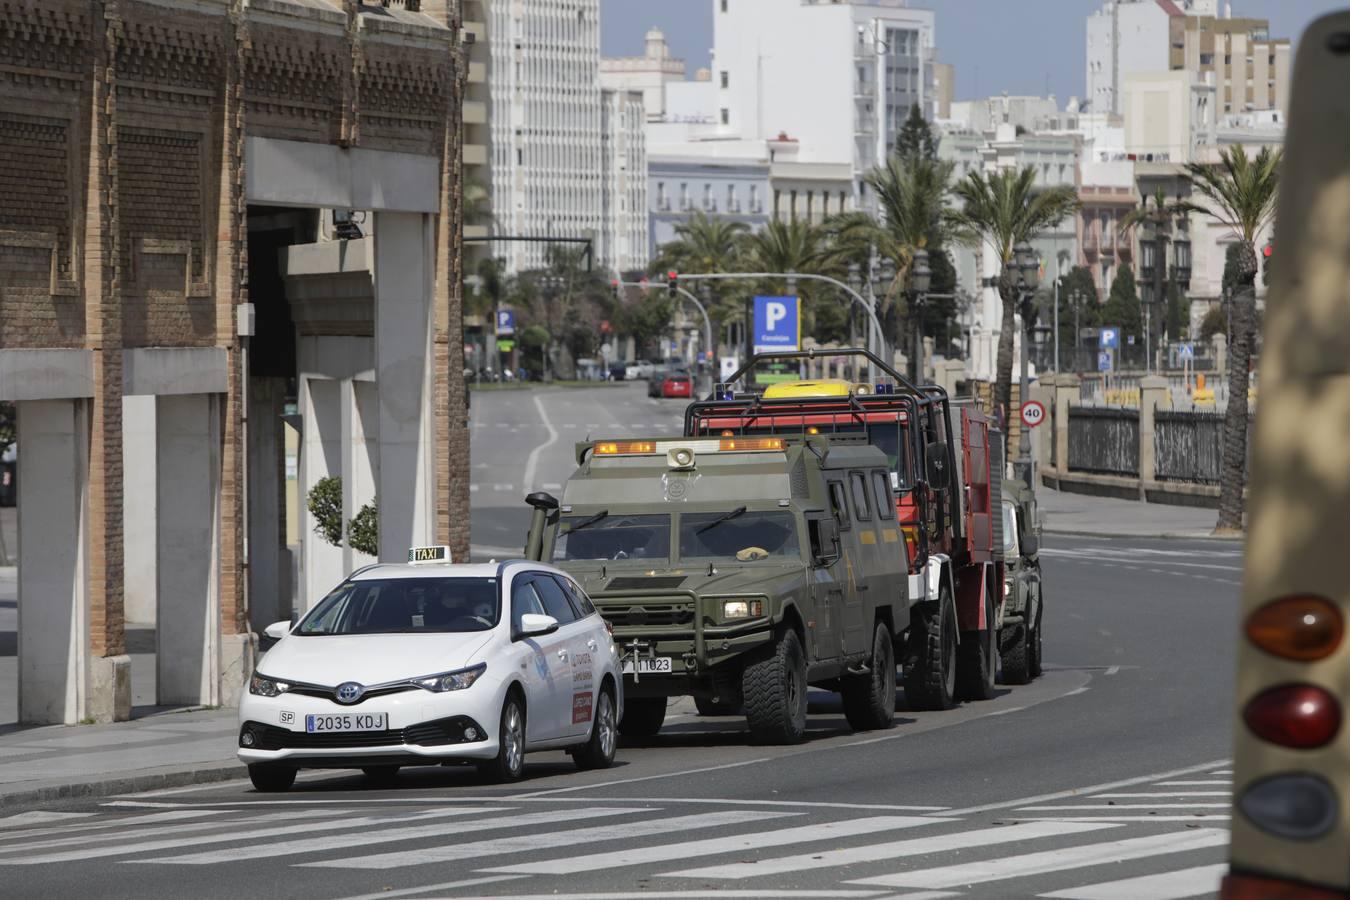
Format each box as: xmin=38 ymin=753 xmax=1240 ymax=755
xmin=654 ymin=211 xmax=749 ymax=275
xmin=951 ymin=166 xmax=1080 ymax=441
xmin=741 ymin=218 xmax=851 ymax=344
xmin=1183 ymin=145 xmax=1281 ymax=534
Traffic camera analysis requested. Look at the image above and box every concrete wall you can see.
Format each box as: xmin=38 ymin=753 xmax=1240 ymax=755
xmin=122 ymin=395 xmax=156 ymax=625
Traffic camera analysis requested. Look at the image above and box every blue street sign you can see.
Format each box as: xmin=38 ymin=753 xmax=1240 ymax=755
xmin=1099 ymin=327 xmax=1119 ymax=349
xmin=753 ymin=296 xmax=800 ymax=353
xmin=496 ymin=310 xmax=516 ymax=335
xmin=1098 ymin=350 xmax=1113 ymax=373
xmin=1178 ymin=342 xmax=1195 ymax=359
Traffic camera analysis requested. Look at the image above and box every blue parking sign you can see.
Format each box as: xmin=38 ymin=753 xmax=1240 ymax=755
xmin=496 ymin=310 xmax=516 ymax=335
xmin=1099 ymin=327 xmax=1119 ymax=349
xmin=1098 ymin=350 xmax=1113 ymax=372
xmin=753 ymin=296 xmax=799 ymax=353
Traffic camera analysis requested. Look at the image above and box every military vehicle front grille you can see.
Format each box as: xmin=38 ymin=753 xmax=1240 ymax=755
xmin=606 ymin=576 xmax=687 ymax=591
xmin=601 ymin=604 xmax=695 ymax=627
xmin=789 ymin=455 xmax=809 ymax=498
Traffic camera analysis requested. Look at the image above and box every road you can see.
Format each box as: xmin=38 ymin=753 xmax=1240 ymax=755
xmin=0 ymin=384 xmax=1243 ymax=898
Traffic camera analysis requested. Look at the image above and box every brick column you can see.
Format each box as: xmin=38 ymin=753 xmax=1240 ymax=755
xmin=1139 ymin=374 xmax=1168 ymax=497
xmin=1052 ymin=375 xmax=1079 ymax=477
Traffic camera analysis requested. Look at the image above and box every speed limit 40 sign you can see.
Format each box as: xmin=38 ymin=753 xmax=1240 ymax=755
xmin=1021 ymin=400 xmax=1047 ymax=429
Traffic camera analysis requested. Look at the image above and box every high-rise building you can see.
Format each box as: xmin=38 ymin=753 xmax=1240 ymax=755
xmin=601 ymin=89 xmax=651 ymax=274
xmin=599 ymin=28 xmax=687 ymax=122
xmin=712 ymin=0 xmax=937 ymax=204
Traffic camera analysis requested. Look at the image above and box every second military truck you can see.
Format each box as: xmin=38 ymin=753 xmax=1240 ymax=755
xmin=522 ymin=434 xmax=908 ymax=744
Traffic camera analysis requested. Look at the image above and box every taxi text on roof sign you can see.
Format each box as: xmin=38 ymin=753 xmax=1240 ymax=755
xmin=408 ymin=546 xmax=452 ymax=564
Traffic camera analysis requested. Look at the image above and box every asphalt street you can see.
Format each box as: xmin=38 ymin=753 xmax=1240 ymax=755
xmin=0 ymin=385 xmax=1244 ymax=898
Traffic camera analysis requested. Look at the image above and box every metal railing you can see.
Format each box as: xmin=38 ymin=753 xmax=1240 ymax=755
xmin=1067 ymin=407 xmax=1140 ymax=477
xmin=1155 ymin=410 xmax=1253 ymax=485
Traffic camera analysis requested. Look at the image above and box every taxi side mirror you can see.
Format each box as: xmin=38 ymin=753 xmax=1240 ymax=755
xmin=263 ymin=621 xmax=291 ymax=641
xmin=516 ymin=613 xmax=559 ymax=640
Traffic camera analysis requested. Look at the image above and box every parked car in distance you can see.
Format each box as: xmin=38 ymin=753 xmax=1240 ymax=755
xmin=625 ymin=361 xmax=656 ymax=381
xmin=608 ymin=362 xmax=627 ymax=382
xmin=660 ymin=372 xmax=693 ymax=399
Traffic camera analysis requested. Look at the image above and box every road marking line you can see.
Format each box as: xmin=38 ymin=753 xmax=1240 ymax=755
xmin=406 ymin=893 xmax=889 ymax=900
xmin=482 ymin=816 xmax=945 ymax=876
xmin=1039 ymin=862 xmax=1227 ymax=899
xmin=1104 ymin=666 xmax=1120 ymax=675
xmin=0 ymin=806 xmax=498 ymax=866
xmin=1013 ymin=815 xmax=1231 ymax=822
xmin=332 ymin=875 xmax=529 ymax=900
xmin=522 ymin=392 xmax=559 ymax=492
xmin=143 ymin=806 xmax=633 ymax=866
xmin=1017 ymin=804 xmax=1229 ymax=810
xmin=665 ymin=821 xmax=1112 ymax=880
xmin=305 ymin=809 xmax=780 ymax=871
xmin=0 ymin=809 xmax=353 ymax=855
xmin=0 ymin=812 xmax=97 ymax=829
xmin=507 ymin=756 xmax=774 ymax=797
xmin=0 ymin=809 xmax=233 ymax=841
xmin=987 ymin=706 xmax=1027 ymax=716
xmin=1091 ymin=792 xmax=1230 ymax=798
xmin=1209 ymin=770 xmax=1233 ymax=775
xmin=847 ymin=828 xmax=1230 ymax=889
xmin=1157 ymin=780 xmax=1231 ymax=786
xmin=936 ymin=758 xmax=1231 ymax=817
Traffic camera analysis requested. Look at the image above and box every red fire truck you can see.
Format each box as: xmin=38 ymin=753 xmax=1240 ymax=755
xmin=684 ymin=348 xmax=1005 ymax=708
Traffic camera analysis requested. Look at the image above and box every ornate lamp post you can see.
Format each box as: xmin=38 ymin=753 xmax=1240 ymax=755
xmin=1014 ymin=241 xmax=1041 ymax=489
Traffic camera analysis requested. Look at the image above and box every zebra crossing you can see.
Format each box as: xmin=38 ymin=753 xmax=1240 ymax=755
xmin=0 ymin=763 xmax=1233 ymax=898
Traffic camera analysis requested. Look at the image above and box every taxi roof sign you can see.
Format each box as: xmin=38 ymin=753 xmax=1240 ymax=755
xmin=408 ymin=546 xmax=452 ymax=565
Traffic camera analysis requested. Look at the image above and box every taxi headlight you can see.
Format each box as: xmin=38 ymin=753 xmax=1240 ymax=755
xmin=249 ymin=674 xmax=291 ymax=698
xmin=723 ymin=599 xmax=763 ymax=620
xmin=414 ymin=663 xmax=487 ymax=693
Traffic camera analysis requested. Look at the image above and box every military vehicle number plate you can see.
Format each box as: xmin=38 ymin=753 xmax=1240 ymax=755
xmin=625 ymin=657 xmax=673 ymax=675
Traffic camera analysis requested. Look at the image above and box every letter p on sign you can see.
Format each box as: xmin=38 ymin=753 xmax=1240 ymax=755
xmin=767 ymin=302 xmax=787 ymax=330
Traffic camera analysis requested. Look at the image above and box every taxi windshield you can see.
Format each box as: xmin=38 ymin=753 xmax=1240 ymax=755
xmin=553 ymin=514 xmax=672 ymax=563
xmin=296 ymin=577 xmax=500 ymax=635
xmin=679 ymin=510 xmax=801 ymax=562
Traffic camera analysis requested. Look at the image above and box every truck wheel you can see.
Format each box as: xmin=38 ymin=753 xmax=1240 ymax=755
xmin=842 ymin=621 xmax=896 ymax=731
xmin=999 ymin=621 xmax=1030 ymax=685
xmin=1029 ymin=598 xmax=1044 ymax=678
xmin=902 ymin=591 xmax=957 ymax=711
xmin=742 ymin=629 xmax=808 ymax=744
xmin=617 ymin=697 xmax=666 ymax=737
xmin=956 ymin=582 xmax=997 ymax=701
xmin=694 ymin=696 xmax=741 ymax=716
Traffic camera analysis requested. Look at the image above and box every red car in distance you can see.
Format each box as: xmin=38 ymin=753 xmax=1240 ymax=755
xmin=660 ymin=372 xmax=693 ymax=399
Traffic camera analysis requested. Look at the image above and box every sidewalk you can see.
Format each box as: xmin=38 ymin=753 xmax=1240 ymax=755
xmin=1037 ymin=484 xmax=1236 ymax=540
xmin=0 ymin=708 xmax=244 ymax=809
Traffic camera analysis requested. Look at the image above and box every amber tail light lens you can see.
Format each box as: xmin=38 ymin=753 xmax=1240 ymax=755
xmin=1243 ymin=684 xmax=1342 ymax=749
xmin=1246 ymin=595 xmax=1343 ymax=661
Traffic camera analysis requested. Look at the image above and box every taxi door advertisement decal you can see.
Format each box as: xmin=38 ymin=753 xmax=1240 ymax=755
xmin=572 ymin=650 xmax=594 ymax=724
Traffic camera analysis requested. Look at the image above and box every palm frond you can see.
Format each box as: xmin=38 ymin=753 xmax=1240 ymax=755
xmin=1183 ymin=145 xmax=1282 ymax=242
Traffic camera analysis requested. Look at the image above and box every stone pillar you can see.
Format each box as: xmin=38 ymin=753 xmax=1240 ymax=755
xmin=1052 ymin=374 xmax=1080 ymax=476
xmin=122 ymin=395 xmax=157 ymax=625
xmin=246 ymin=378 xmax=286 ymax=632
xmin=1029 ymin=377 xmax=1056 ymax=473
xmin=350 ymin=380 xmax=380 ymax=568
xmin=155 ymin=394 xmax=222 ymax=707
xmin=373 ymin=211 xmax=436 ymax=562
xmin=1139 ymin=374 xmax=1169 ymax=495
xmin=1212 ymin=333 xmax=1227 ymax=379
xmin=301 ymin=376 xmax=343 ymax=612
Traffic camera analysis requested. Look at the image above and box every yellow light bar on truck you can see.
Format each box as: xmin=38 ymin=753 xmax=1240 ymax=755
xmin=718 ymin=437 xmax=785 ymax=452
xmin=594 ymin=440 xmax=657 ymax=455
xmin=762 ymin=379 xmax=857 ymax=399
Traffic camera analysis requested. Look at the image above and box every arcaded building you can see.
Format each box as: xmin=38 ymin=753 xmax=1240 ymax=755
xmin=0 ymin=0 xmax=471 ymax=724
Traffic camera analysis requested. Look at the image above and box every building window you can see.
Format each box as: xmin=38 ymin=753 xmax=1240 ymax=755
xmin=680 ymin=183 xmax=689 ymax=210
xmin=720 ymin=0 xmax=727 ymax=11
xmin=1199 ymin=53 xmax=1213 ymax=65
xmin=657 ymin=182 xmax=667 ymax=210
xmin=720 ymin=108 xmax=730 ymax=125
xmin=727 ymin=183 xmax=737 ymax=212
xmin=750 ymin=184 xmax=760 ymax=212
xmin=516 ymin=148 xmax=523 ymax=165
xmin=720 ymin=71 xmax=729 ymax=89
xmin=704 ymin=183 xmax=714 ymax=211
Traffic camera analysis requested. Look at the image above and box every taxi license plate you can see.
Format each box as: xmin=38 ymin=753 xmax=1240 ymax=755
xmin=306 ymin=713 xmax=387 ymax=733
xmin=625 ymin=657 xmax=673 ymax=675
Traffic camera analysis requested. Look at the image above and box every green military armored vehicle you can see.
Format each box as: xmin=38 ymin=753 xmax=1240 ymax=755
xmin=997 ymin=479 xmax=1043 ymax=685
xmin=522 ymin=434 xmax=909 ymax=744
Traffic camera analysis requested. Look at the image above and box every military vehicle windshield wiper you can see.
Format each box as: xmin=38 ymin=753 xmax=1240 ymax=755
xmin=567 ymin=510 xmax=610 ymax=533
xmin=697 ymin=506 xmax=747 ymax=534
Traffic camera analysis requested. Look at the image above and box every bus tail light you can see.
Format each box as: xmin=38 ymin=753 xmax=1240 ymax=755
xmin=1246 ymin=595 xmax=1343 ymax=661
xmin=1237 ymin=773 xmax=1339 ymax=842
xmin=1242 ymin=684 xmax=1341 ymax=749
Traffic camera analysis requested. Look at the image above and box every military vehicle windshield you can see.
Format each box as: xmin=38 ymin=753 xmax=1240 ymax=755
xmin=679 ymin=511 xmax=801 ymax=562
xmin=554 ymin=514 xmax=672 ymax=562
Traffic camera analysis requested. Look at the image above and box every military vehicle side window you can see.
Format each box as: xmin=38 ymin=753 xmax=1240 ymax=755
xmin=532 ymin=574 xmax=579 ymax=625
xmin=851 ymin=472 xmax=872 ymax=521
xmin=873 ymin=472 xmax=895 ymax=522
xmin=828 ymin=481 xmax=852 ymax=531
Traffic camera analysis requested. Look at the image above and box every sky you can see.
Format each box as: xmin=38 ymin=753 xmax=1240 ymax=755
xmin=600 ymin=0 xmax=1348 ymax=103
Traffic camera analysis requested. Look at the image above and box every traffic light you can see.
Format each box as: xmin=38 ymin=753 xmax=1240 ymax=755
xmin=667 ymin=271 xmax=679 ymax=298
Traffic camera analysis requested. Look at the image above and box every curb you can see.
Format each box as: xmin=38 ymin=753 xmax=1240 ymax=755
xmin=1044 ymin=527 xmax=1244 ymax=542
xmin=0 ymin=762 xmax=246 ymax=811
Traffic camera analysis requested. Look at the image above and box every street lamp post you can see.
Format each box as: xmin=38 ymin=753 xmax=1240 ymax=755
xmin=909 ymin=249 xmax=931 ymax=383
xmin=1014 ymin=241 xmax=1041 ymax=490
xmin=539 ymin=273 xmax=565 ymax=382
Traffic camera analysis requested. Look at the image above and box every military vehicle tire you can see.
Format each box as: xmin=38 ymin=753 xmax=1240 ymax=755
xmin=617 ymin=697 xmax=666 ymax=737
xmin=573 ymin=686 xmax=618 ymax=770
xmin=903 ymin=591 xmax=957 ymax=711
xmin=248 ymin=764 xmax=296 ymax=793
xmin=743 ymin=629 xmax=808 ymax=744
xmin=956 ymin=581 xmax=998 ymax=701
xmin=842 ymin=621 xmax=897 ymax=731
xmin=1029 ymin=598 xmax=1044 ymax=678
xmin=695 ymin=696 xmax=742 ymax=716
xmin=999 ymin=619 xmax=1030 ymax=685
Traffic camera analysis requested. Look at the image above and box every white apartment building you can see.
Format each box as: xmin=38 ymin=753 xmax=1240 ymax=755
xmin=712 ymin=0 xmax=937 ymax=206
xmin=599 ymin=28 xmax=686 ymax=121
xmin=601 ymin=89 xmax=650 ymax=274
xmin=489 ymin=0 xmax=606 ymax=272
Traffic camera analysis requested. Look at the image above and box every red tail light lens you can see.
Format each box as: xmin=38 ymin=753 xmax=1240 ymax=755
xmin=1246 ymin=595 xmax=1343 ymax=661
xmin=1243 ymin=684 xmax=1342 ymax=749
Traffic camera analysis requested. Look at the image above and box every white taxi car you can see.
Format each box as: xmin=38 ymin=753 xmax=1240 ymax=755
xmin=237 ymin=549 xmax=622 ymax=791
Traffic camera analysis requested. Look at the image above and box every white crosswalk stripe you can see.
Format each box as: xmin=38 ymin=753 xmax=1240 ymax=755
xmin=141 ymin=806 xmax=636 ymax=866
xmin=0 ymin=809 xmax=352 ymax=856
xmin=846 ymin=828 xmax=1230 ymax=889
xmin=482 ymin=815 xmax=948 ymax=876
xmin=304 ymin=809 xmax=783 ymax=871
xmin=1040 ymin=862 xmax=1228 ymax=899
xmin=663 ymin=821 xmax=1115 ymax=880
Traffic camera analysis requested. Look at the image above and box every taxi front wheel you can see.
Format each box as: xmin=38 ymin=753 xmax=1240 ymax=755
xmin=478 ymin=694 xmax=527 ymax=783
xmin=248 ymin=763 xmax=297 ymax=793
